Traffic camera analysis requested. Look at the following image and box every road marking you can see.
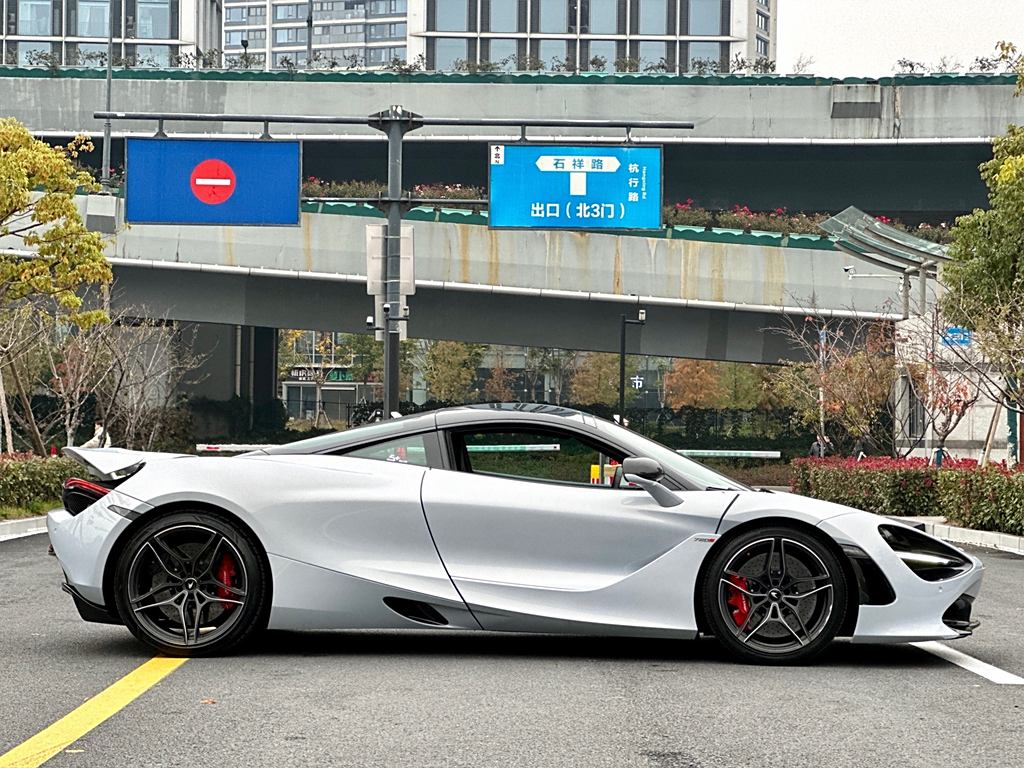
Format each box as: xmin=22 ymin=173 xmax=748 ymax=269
xmin=193 ymin=178 xmax=232 ymax=186
xmin=912 ymin=641 xmax=1024 ymax=685
xmin=0 ymin=657 xmax=188 ymax=768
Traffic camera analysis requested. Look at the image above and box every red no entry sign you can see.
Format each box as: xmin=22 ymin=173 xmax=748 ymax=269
xmin=190 ymin=159 xmax=236 ymax=205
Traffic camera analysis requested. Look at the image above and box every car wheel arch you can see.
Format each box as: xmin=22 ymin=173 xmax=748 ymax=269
xmin=102 ymin=500 xmax=273 ymax=623
xmin=693 ymin=516 xmax=860 ymax=638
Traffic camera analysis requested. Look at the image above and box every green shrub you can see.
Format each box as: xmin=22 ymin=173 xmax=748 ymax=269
xmin=937 ymin=467 xmax=1024 ymax=536
xmin=0 ymin=456 xmax=77 ymax=507
xmin=794 ymin=457 xmax=1024 ymax=534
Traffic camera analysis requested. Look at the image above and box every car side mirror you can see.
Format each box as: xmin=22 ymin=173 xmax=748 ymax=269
xmin=621 ymin=457 xmax=681 ymax=508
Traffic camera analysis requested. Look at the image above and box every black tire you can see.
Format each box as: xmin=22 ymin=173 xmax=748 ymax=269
xmin=701 ymin=525 xmax=847 ymax=665
xmin=113 ymin=510 xmax=270 ymax=657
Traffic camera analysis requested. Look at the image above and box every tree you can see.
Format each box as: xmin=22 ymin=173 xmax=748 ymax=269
xmin=940 ymin=124 xmax=1024 ymax=456
xmin=482 ymin=349 xmax=516 ymax=402
xmin=769 ymin=316 xmax=898 ymax=453
xmin=424 ymin=341 xmax=484 ymax=403
xmin=570 ymin=352 xmax=636 ymax=405
xmin=894 ymin=310 xmax=980 ymax=459
xmin=524 ymin=347 xmax=579 ymax=403
xmin=1 ymin=118 xmax=112 ymax=453
xmin=663 ymin=359 xmax=722 ymax=409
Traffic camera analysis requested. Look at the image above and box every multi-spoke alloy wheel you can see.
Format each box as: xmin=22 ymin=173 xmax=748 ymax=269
xmin=702 ymin=526 xmax=847 ymax=664
xmin=114 ymin=512 xmax=269 ymax=656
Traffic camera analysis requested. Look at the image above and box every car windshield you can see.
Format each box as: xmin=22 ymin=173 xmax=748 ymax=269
xmin=595 ymin=420 xmax=752 ymax=492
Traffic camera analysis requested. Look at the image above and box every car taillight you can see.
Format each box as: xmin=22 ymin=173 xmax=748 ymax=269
xmin=62 ymin=477 xmax=111 ymax=516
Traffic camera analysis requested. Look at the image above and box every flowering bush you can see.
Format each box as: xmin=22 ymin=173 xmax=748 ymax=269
xmin=792 ymin=457 xmax=1023 ymax=534
xmin=0 ymin=455 xmax=77 ymax=508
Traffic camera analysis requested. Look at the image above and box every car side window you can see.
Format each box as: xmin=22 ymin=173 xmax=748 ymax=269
xmin=454 ymin=428 xmax=624 ymax=487
xmin=341 ymin=434 xmax=430 ymax=466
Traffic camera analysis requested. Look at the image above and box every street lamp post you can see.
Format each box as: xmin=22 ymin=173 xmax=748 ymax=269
xmin=618 ymin=308 xmax=646 ymax=425
xmin=100 ymin=0 xmax=114 ymax=190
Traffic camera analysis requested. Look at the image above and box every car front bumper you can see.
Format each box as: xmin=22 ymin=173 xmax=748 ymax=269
xmin=818 ymin=513 xmax=984 ymax=643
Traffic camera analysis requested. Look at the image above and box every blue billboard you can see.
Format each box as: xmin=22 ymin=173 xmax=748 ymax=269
xmin=488 ymin=144 xmax=662 ymax=230
xmin=125 ymin=138 xmax=301 ymax=226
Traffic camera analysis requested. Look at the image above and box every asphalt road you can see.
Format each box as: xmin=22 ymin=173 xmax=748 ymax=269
xmin=2 ymin=533 xmax=1022 ymax=768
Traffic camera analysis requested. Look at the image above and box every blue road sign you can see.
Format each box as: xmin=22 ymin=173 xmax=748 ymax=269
xmin=488 ymin=144 xmax=662 ymax=230
xmin=125 ymin=138 xmax=301 ymax=226
xmin=942 ymin=326 xmax=973 ymax=347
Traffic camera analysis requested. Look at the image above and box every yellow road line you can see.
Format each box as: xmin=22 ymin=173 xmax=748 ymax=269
xmin=0 ymin=656 xmax=188 ymax=768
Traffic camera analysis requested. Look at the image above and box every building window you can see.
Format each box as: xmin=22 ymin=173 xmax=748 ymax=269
xmin=136 ymin=0 xmax=171 ymax=38
xmin=274 ymin=4 xmax=303 ymax=20
xmin=756 ymin=11 xmax=768 ymax=32
xmin=314 ymin=1 xmax=367 ymax=21
xmin=536 ymin=38 xmax=566 ymax=68
xmin=15 ymin=40 xmax=54 ymax=64
xmin=637 ymin=40 xmax=665 ymax=69
xmin=225 ymin=6 xmax=245 ymax=23
xmin=687 ymin=0 xmax=720 ymax=35
xmin=68 ymin=41 xmax=111 ymax=64
xmin=756 ymin=36 xmax=768 ymax=57
xmin=275 ymin=26 xmax=308 ymax=43
xmin=76 ymin=0 xmax=110 ymax=37
xmin=586 ymin=38 xmax=617 ymax=70
xmin=587 ymin=0 xmax=616 ymax=34
xmin=434 ymin=0 xmax=469 ymax=31
xmin=486 ymin=0 xmax=517 ymax=32
xmin=18 ymin=0 xmax=52 ymax=35
xmin=687 ymin=40 xmax=721 ymax=71
xmin=368 ymin=21 xmax=405 ymax=38
xmin=484 ymin=37 xmax=517 ymax=68
xmin=432 ymin=36 xmax=467 ymax=69
xmin=273 ymin=50 xmax=308 ymax=66
xmin=537 ymin=0 xmax=567 ymax=33
xmin=368 ymin=0 xmax=406 ymax=14
xmin=637 ymin=0 xmax=668 ymax=35
xmin=134 ymin=43 xmax=172 ymax=65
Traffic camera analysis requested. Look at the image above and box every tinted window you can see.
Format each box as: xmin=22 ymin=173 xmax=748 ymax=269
xmin=458 ymin=429 xmax=622 ymax=486
xmin=344 ymin=434 xmax=429 ymax=466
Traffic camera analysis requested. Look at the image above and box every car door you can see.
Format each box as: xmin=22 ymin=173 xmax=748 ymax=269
xmin=420 ymin=423 xmax=737 ymax=637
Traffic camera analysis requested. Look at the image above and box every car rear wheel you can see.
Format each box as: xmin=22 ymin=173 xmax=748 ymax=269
xmin=113 ymin=511 xmax=269 ymax=657
xmin=701 ymin=525 xmax=847 ymax=664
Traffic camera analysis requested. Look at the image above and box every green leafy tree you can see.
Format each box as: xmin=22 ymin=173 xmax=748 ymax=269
xmin=941 ymin=125 xmax=1024 ymax=438
xmin=424 ymin=341 xmax=484 ymax=403
xmin=570 ymin=352 xmax=639 ymax=406
xmin=1 ymin=118 xmax=112 ymax=454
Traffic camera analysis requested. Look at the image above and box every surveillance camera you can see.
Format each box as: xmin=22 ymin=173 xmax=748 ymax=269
xmin=401 ymin=305 xmax=410 ymax=318
xmin=382 ymin=303 xmax=391 ymax=315
xmin=638 ymin=309 xmax=647 ymax=322
xmin=843 ymin=266 xmax=856 ymax=274
xmin=365 ymin=315 xmax=374 ymax=328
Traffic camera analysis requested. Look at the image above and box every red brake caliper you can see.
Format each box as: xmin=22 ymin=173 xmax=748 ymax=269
xmin=215 ymin=554 xmax=237 ymax=612
xmin=726 ymin=575 xmax=751 ymax=627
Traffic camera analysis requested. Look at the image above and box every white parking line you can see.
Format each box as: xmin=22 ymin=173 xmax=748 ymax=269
xmin=912 ymin=641 xmax=1024 ymax=685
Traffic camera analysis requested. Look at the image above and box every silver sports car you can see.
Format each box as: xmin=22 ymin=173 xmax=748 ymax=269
xmin=47 ymin=403 xmax=983 ymax=664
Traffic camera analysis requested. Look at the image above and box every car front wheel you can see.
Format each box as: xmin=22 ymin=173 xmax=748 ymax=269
xmin=702 ymin=525 xmax=847 ymax=664
xmin=113 ymin=511 xmax=269 ymax=656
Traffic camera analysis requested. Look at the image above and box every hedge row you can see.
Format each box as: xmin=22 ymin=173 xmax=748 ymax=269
xmin=792 ymin=458 xmax=1024 ymax=536
xmin=0 ymin=455 xmax=78 ymax=508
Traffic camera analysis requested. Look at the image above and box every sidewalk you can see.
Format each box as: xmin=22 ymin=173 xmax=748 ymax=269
xmin=0 ymin=515 xmax=47 ymax=542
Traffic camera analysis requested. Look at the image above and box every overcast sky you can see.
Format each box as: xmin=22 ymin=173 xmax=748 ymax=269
xmin=775 ymin=0 xmax=1024 ymax=77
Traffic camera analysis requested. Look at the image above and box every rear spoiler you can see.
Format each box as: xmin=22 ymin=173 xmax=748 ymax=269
xmin=62 ymin=447 xmax=191 ymax=482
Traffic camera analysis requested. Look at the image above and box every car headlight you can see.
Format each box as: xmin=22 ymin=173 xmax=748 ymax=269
xmin=878 ymin=525 xmax=972 ymax=582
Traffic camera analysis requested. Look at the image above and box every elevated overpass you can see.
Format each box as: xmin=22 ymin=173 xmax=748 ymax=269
xmin=41 ymin=194 xmax=902 ymax=366
xmin=3 ymin=69 xmax=1023 ymax=219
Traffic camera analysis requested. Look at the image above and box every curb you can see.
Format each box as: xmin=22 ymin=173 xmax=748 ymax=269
xmin=924 ymin=521 xmax=1024 ymax=556
xmin=0 ymin=515 xmax=47 ymax=543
